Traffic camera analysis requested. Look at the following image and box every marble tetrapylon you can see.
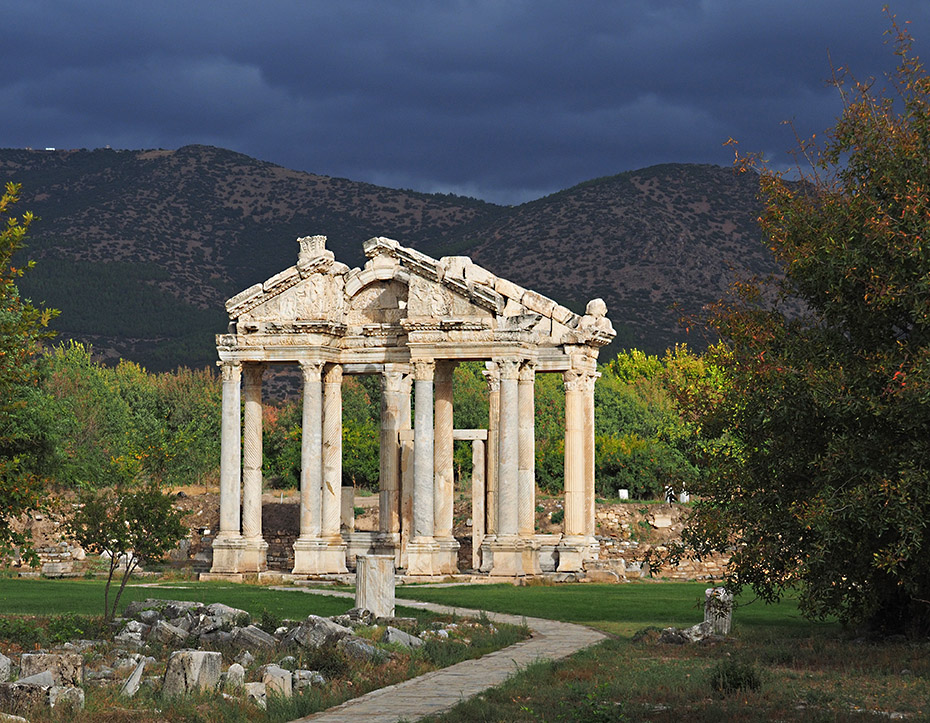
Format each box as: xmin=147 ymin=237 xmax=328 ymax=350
xmin=208 ymin=236 xmax=615 ymax=578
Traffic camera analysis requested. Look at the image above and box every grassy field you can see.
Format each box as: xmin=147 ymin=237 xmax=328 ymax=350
xmin=397 ymin=580 xmax=818 ymax=636
xmin=397 ymin=582 xmax=929 ymax=722
xmin=2 ymin=578 xmax=928 ymax=721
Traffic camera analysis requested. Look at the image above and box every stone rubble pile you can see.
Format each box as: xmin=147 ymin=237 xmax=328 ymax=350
xmin=0 ymin=598 xmax=471 ymax=717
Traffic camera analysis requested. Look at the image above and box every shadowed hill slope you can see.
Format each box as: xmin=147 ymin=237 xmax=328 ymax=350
xmin=1 ymin=146 xmax=770 ymax=369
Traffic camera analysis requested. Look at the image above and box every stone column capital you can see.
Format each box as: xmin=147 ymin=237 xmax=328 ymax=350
xmin=495 ymin=358 xmax=521 ymax=381
xmin=482 ymin=363 xmax=500 ymax=393
xmin=299 ymin=360 xmax=325 ymax=383
xmin=382 ymin=368 xmax=406 ymax=394
xmin=563 ymin=368 xmax=584 ymax=392
xmin=413 ymin=359 xmax=435 ymax=382
xmin=218 ymin=360 xmax=241 ymax=383
xmin=323 ymin=363 xmax=343 ymax=385
xmin=518 ymin=361 xmax=536 ymax=383
xmin=580 ymin=371 xmax=601 ymax=393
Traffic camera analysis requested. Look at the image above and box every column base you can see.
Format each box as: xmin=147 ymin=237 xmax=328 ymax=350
xmin=240 ymin=537 xmax=269 ymax=573
xmin=210 ymin=535 xmax=247 ymax=574
xmin=585 ymin=535 xmax=600 ymax=562
xmin=434 ymin=536 xmax=460 ymax=574
xmin=478 ymin=535 xmax=496 ymax=573
xmin=405 ymin=537 xmax=442 ymax=576
xmin=557 ymin=535 xmax=586 ymax=572
xmin=489 ymin=536 xmax=526 ymax=576
xmin=520 ymin=536 xmax=542 ymax=575
xmin=292 ymin=538 xmax=349 ymax=575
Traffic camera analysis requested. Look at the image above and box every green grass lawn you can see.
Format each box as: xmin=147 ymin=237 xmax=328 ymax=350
xmin=0 ymin=578 xmax=370 ymax=621
xmin=397 ymin=580 xmax=824 ymax=637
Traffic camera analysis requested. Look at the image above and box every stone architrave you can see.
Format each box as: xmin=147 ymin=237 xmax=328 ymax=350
xmin=211 ymin=236 xmax=615 ymax=580
xmin=355 ymin=554 xmax=396 ymax=618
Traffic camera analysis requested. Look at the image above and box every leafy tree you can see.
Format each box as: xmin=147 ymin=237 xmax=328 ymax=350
xmin=69 ymin=479 xmax=187 ymax=620
xmin=0 ymin=183 xmax=57 ymax=559
xmin=684 ymin=21 xmax=930 ymax=634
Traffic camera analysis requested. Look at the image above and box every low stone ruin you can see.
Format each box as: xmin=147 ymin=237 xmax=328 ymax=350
xmin=0 ymin=598 xmax=465 ymax=716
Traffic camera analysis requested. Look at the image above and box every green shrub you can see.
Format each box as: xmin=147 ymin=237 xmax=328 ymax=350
xmin=708 ymin=659 xmax=762 ymax=696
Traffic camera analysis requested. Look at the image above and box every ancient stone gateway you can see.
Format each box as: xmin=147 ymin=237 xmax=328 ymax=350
xmin=207 ymin=236 xmax=614 ymax=578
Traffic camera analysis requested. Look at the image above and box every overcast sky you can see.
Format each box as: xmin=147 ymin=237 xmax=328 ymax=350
xmin=3 ymin=1 xmax=928 ymax=205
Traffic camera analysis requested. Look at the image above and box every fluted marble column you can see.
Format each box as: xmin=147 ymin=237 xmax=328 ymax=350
xmin=518 ymin=361 xmax=541 ymax=574
xmin=210 ymin=360 xmax=246 ymax=575
xmin=408 ymin=359 xmax=440 ymax=575
xmin=558 ymin=368 xmax=586 ymax=571
xmin=582 ymin=371 xmax=600 ymax=553
xmin=479 ymin=363 xmax=500 ymax=573
xmin=490 ymin=358 xmax=524 ymax=576
xmin=320 ymin=363 xmax=347 ymax=572
xmin=240 ymin=364 xmax=268 ymax=572
xmin=292 ymin=360 xmax=327 ymax=574
xmin=379 ymin=366 xmax=405 ymax=540
xmin=433 ymin=361 xmax=459 ymax=573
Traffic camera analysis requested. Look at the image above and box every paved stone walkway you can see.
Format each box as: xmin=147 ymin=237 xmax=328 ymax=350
xmin=278 ymin=586 xmax=607 ymax=723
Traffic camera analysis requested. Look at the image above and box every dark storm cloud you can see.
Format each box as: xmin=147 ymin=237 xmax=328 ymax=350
xmin=3 ymin=1 xmax=929 ymax=204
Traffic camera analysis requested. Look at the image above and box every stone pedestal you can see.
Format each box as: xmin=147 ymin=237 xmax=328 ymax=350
xmin=487 ymin=536 xmax=526 ymax=577
xmin=355 ymin=554 xmax=395 ymax=618
xmin=557 ymin=535 xmax=586 ymax=573
xmin=406 ymin=538 xmax=442 ymax=576
xmin=291 ymin=539 xmax=338 ymax=575
xmin=209 ymin=536 xmax=247 ymax=575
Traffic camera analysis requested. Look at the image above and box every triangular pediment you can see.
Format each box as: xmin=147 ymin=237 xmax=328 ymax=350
xmin=223 ymin=236 xmax=615 ymax=349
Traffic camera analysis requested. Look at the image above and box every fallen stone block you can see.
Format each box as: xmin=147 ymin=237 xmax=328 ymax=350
xmin=337 ymin=637 xmax=381 ymax=662
xmin=0 ymin=654 xmax=10 ymax=683
xmin=383 ymin=626 xmax=424 ymax=649
xmin=119 ymin=660 xmax=145 ymax=698
xmin=162 ymin=650 xmax=222 ymax=698
xmin=149 ymin=619 xmax=189 ymax=646
xmin=293 ymin=669 xmax=325 ymax=692
xmin=285 ymin=615 xmax=352 ymax=650
xmin=48 ymin=686 xmax=84 ymax=710
xmin=260 ymin=664 xmax=292 ymax=698
xmin=234 ymin=624 xmax=277 ymax=651
xmin=225 ymin=663 xmax=245 ymax=689
xmin=20 ymin=653 xmax=83 ymax=686
xmin=243 ymin=681 xmax=266 ymax=709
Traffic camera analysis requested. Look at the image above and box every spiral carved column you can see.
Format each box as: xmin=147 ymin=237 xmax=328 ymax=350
xmin=433 ymin=361 xmax=459 ymax=573
xmin=319 ymin=363 xmax=347 ymax=572
xmin=490 ymin=358 xmax=525 ymax=576
xmin=518 ymin=361 xmax=541 ymax=574
xmin=558 ymin=368 xmax=586 ymax=572
xmin=408 ymin=359 xmax=440 ymax=575
xmin=210 ymin=360 xmax=246 ymax=575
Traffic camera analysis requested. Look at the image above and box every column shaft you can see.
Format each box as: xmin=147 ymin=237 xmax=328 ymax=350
xmin=218 ymin=361 xmax=242 ymax=539
xmin=412 ymin=360 xmax=435 ymax=539
xmin=379 ymin=368 xmax=405 ymax=535
xmin=496 ymin=360 xmax=520 ymax=537
xmin=299 ymin=361 xmax=324 ymax=539
xmin=563 ymin=370 xmax=585 ymax=537
xmin=583 ymin=372 xmax=599 ymax=540
xmin=322 ymin=364 xmax=343 ymax=539
xmin=483 ymin=364 xmax=500 ymax=535
xmin=433 ymin=362 xmax=455 ymax=540
xmin=517 ymin=363 xmax=536 ymax=537
xmin=242 ymin=364 xmax=264 ymax=541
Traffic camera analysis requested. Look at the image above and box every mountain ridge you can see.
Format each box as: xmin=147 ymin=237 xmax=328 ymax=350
xmin=1 ymin=145 xmax=771 ymax=370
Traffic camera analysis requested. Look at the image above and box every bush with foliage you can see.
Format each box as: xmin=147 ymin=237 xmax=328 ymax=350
xmin=684 ymin=19 xmax=930 ymax=634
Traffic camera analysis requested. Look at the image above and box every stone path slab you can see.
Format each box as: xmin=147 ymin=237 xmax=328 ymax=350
xmin=277 ymin=587 xmax=606 ymax=723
